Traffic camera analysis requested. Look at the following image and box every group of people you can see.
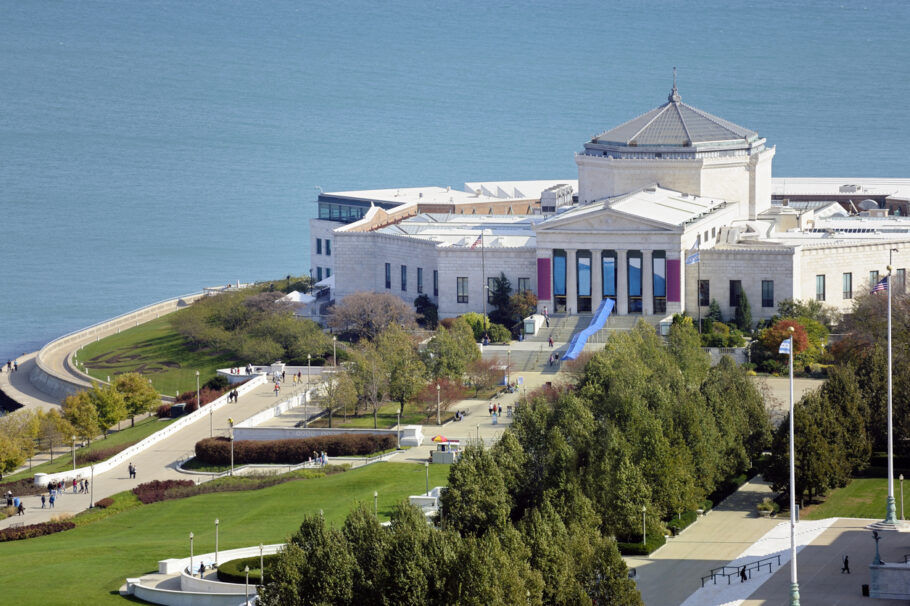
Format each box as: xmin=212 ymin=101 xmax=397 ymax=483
xmin=309 ymin=451 xmax=329 ymax=466
xmin=128 ymin=462 xmax=137 ymax=479
xmin=4 ymin=359 xmax=17 ymax=372
xmin=226 ymin=389 xmax=239 ymax=403
xmin=548 ymin=352 xmax=560 ymax=366
xmin=6 ymin=490 xmax=24 ymax=516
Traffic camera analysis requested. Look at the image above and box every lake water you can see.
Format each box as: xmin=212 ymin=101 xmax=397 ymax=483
xmin=1 ymin=0 xmax=908 ymax=360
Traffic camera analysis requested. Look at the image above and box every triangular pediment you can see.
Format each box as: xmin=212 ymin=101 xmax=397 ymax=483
xmin=537 ymin=205 xmax=677 ymax=233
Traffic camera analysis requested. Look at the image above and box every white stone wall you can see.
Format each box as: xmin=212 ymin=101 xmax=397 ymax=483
xmin=436 ymin=247 xmax=537 ymax=319
xmin=798 ymin=242 xmax=910 ymax=314
xmin=309 ymin=219 xmax=338 ymax=281
xmin=687 ymin=248 xmax=796 ymax=324
xmin=576 ymin=155 xmax=703 ymax=203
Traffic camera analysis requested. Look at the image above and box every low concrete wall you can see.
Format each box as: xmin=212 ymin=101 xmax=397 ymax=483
xmin=870 ymin=562 xmax=910 ymax=599
xmin=35 ymin=374 xmax=267 ymax=487
xmin=233 ymin=426 xmax=396 ymax=441
xmin=31 ymin=292 xmax=205 ymax=401
xmin=130 ymin=584 xmax=253 ymax=606
xmin=159 ymin=544 xmax=284 ymax=575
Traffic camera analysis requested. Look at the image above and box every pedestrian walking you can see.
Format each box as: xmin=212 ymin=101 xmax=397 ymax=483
xmin=274 ymin=383 xmax=280 ymax=397
xmin=545 ymin=316 xmax=550 ymax=328
xmin=41 ymin=495 xmax=46 ymax=509
xmin=49 ymin=493 xmax=55 ymax=508
xmin=739 ymin=566 xmax=747 ymax=583
xmin=13 ymin=360 xmax=18 ymax=372
xmin=489 ymin=403 xmax=493 ymax=416
xmin=17 ymin=502 xmax=24 ymax=516
xmin=548 ymin=336 xmax=554 ymax=347
xmin=842 ymin=555 xmax=850 ymax=573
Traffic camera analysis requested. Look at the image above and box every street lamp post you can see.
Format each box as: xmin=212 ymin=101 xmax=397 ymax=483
xmin=642 ymin=505 xmax=647 ymax=545
xmin=436 ymin=383 xmax=441 ymax=426
xmin=228 ymin=418 xmax=235 ymax=476
xmin=884 ymin=254 xmax=901 ymax=527
xmin=901 ymin=474 xmax=905 ymax=521
xmin=244 ymin=565 xmax=250 ymax=600
xmin=785 ymin=325 xmax=800 ymax=605
xmin=396 ymin=411 xmax=401 ymax=449
xmin=195 ymin=370 xmax=200 ymax=413
xmin=189 ymin=532 xmax=195 ymax=576
xmin=72 ymin=435 xmax=77 ymax=472
xmin=259 ymin=543 xmax=265 ymax=587
xmin=425 ymin=460 xmax=430 ymax=495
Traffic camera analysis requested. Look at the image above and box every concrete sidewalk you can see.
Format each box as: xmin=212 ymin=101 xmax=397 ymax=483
xmin=0 ymin=378 xmax=284 ymax=530
xmin=0 ymin=352 xmax=61 ymax=412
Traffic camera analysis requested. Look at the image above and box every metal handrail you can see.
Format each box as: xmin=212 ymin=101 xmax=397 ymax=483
xmin=701 ymin=554 xmax=781 ymax=587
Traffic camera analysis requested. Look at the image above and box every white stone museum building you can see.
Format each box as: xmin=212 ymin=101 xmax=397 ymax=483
xmin=310 ymin=83 xmax=910 ymax=326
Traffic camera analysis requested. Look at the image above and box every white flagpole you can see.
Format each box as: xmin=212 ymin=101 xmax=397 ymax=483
xmin=788 ymin=327 xmax=800 ymax=605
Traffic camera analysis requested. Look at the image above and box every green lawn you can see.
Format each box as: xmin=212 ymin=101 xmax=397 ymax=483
xmin=0 ymin=462 xmax=450 ymax=605
xmin=313 ymin=401 xmax=430 ymax=429
xmin=802 ymin=478 xmax=894 ymax=520
xmin=76 ymin=316 xmax=240 ymax=396
xmin=5 ymin=417 xmax=175 ymax=482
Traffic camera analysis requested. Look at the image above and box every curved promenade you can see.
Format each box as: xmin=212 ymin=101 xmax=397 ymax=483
xmin=27 ymin=292 xmax=205 ymax=403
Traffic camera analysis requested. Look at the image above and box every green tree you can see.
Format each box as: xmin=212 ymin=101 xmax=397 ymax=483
xmin=776 ymin=297 xmax=839 ymax=330
xmin=61 ymin=391 xmax=101 ymax=443
xmin=488 ymin=272 xmax=513 ymax=326
xmin=413 ymin=294 xmax=438 ymax=329
xmin=734 ymin=289 xmax=752 ymax=332
xmin=321 ymin=370 xmax=358 ymax=427
xmin=509 ymin=290 xmax=538 ymax=326
xmin=34 ymin=409 xmax=74 ymax=459
xmin=376 ymin=324 xmax=426 ymax=415
xmin=88 ymin=382 xmax=127 ymax=436
xmin=342 ymin=502 xmax=387 ymax=604
xmin=440 ymin=444 xmax=510 ymax=537
xmin=113 ymin=373 xmax=160 ymax=427
xmin=424 ymin=317 xmax=479 ymax=380
xmin=461 ymin=312 xmax=490 ymax=342
xmin=350 ymin=343 xmax=385 ymax=428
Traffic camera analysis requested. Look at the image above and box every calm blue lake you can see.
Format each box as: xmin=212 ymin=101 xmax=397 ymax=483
xmin=1 ymin=0 xmax=908 ymax=359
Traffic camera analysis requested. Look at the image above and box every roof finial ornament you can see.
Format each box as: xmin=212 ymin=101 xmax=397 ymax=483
xmin=669 ymin=66 xmax=681 ymax=103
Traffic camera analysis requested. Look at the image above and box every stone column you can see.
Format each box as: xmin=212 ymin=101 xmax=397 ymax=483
xmin=590 ymin=250 xmax=603 ymax=311
xmin=616 ymin=249 xmax=628 ymax=315
xmin=642 ymin=250 xmax=654 ymax=316
xmin=566 ymin=249 xmax=577 ymax=315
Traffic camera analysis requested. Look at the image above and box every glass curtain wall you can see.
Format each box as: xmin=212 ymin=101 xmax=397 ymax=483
xmin=628 ymin=251 xmax=642 ymax=313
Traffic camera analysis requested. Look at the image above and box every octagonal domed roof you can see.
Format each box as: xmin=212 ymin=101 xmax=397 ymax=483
xmin=592 ymin=85 xmax=758 ymax=148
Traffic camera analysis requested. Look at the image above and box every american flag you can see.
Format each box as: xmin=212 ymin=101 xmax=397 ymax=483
xmin=470 ymin=234 xmax=483 ymax=249
xmin=871 ymin=277 xmax=889 ymax=294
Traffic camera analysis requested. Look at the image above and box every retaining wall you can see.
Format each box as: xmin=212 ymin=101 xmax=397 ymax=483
xmin=30 ymin=292 xmax=205 ymax=401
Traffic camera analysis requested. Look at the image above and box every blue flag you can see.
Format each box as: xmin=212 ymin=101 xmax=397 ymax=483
xmin=685 ymin=251 xmax=699 ymax=265
xmin=778 ymin=337 xmax=792 ymax=355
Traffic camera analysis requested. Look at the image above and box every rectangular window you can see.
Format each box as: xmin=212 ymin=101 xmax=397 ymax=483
xmin=326 ymin=268 xmax=331 ymax=278
xmin=316 ymin=238 xmax=322 ymax=255
xmin=628 ymin=251 xmax=642 ymax=313
xmin=316 ymin=267 xmax=323 ymax=281
xmin=401 ymin=265 xmax=407 ymax=292
xmin=870 ymin=270 xmax=879 ymax=288
xmin=698 ymin=280 xmax=710 ymax=307
xmin=457 ymin=277 xmax=469 ymax=303
xmin=487 ymin=277 xmax=496 ymax=303
xmin=602 ymin=253 xmax=616 ymax=298
xmin=325 ymin=240 xmax=331 ymax=256
xmin=729 ymin=280 xmax=742 ymax=307
xmin=762 ymin=280 xmax=774 ymax=307
xmin=517 ymin=277 xmax=530 ymax=293
xmin=385 ymin=263 xmax=391 ymax=289
xmin=433 ymin=270 xmax=438 ymax=297
xmin=897 ymin=269 xmax=906 ymax=294
xmin=815 ymin=274 xmax=826 ymax=301
xmin=417 ymin=268 xmax=424 ymax=294
xmin=652 ymin=252 xmax=666 ymax=314
xmin=842 ymin=272 xmax=853 ymax=299
xmin=711 ymin=227 xmax=716 ymax=238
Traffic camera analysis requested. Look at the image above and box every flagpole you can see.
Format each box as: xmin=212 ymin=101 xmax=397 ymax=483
xmin=481 ymin=228 xmax=487 ymax=340
xmin=697 ymin=253 xmax=702 ymax=333
xmin=787 ymin=327 xmax=800 ymax=606
xmin=885 ymin=264 xmax=898 ymax=524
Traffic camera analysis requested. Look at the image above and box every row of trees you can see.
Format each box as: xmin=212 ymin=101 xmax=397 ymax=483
xmin=173 ymin=286 xmax=334 ymax=366
xmin=261 ymin=497 xmax=642 ymax=606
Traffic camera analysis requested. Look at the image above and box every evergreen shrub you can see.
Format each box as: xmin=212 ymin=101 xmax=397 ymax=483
xmin=0 ymin=520 xmax=75 ymax=542
xmin=194 ymin=434 xmax=396 ymax=465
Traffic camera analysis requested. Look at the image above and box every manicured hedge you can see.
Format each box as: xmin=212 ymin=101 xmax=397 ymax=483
xmin=94 ymin=497 xmax=115 ymax=509
xmin=617 ymin=531 xmax=666 ymax=556
xmin=665 ymin=510 xmax=698 ymax=536
xmin=77 ymin=442 xmax=137 ymax=465
xmin=0 ymin=477 xmax=42 ymax=497
xmin=0 ymin=520 xmax=75 ymax=542
xmin=132 ymin=479 xmax=196 ymax=504
xmin=216 ymin=554 xmax=280 ymax=584
xmin=194 ymin=434 xmax=396 ymax=466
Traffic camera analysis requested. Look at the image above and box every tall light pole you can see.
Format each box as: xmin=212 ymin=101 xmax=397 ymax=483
xmin=396 ymin=411 xmax=401 ymax=449
xmin=214 ymin=518 xmax=220 ymax=566
xmin=244 ymin=565 xmax=250 ymax=600
xmin=883 ymin=253 xmax=900 ymax=527
xmin=72 ymin=435 xmax=77 ymax=472
xmin=901 ymin=474 xmax=905 ymax=521
xmin=189 ymin=532 xmax=195 ymax=575
xmin=333 ymin=336 xmax=337 ymax=369
xmin=642 ymin=505 xmax=647 ymax=546
xmin=425 ymin=460 xmax=430 ymax=495
xmin=784 ymin=325 xmax=800 ymax=605
xmin=436 ymin=383 xmax=441 ymax=426
xmin=259 ymin=543 xmax=265 ymax=587
xmin=228 ymin=418 xmax=234 ymax=477
xmin=195 ymin=370 xmax=200 ymax=412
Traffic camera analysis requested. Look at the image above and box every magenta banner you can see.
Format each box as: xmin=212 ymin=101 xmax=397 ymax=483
xmin=667 ymin=259 xmax=680 ymax=302
xmin=537 ymin=258 xmax=551 ymax=300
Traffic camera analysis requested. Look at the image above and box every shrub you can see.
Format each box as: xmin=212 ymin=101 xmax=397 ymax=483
xmin=194 ymin=434 xmax=396 ymax=466
xmin=94 ymin=497 xmax=115 ymax=509
xmin=216 ymin=554 xmax=280 ymax=584
xmin=206 ymin=375 xmax=230 ymax=391
xmin=0 ymin=520 xmax=75 ymax=542
xmin=157 ymin=404 xmax=172 ymax=418
xmin=665 ymin=510 xmax=698 ymax=536
xmin=617 ymin=531 xmax=666 ymax=556
xmin=77 ymin=442 xmax=137 ymax=465
xmin=132 ymin=479 xmax=196 ymax=504
xmin=757 ymin=497 xmax=779 ymax=514
xmin=487 ymin=323 xmax=511 ymax=343
xmin=176 ymin=386 xmax=224 ymax=407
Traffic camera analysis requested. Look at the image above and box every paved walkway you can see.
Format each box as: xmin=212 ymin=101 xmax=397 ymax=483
xmin=0 ymin=379 xmax=283 ymax=530
xmin=0 ymin=352 xmax=61 ymax=412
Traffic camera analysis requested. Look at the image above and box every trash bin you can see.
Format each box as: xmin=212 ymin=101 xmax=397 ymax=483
xmin=862 ymin=584 xmax=870 ymax=597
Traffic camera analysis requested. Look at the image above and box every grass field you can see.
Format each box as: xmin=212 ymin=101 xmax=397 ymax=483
xmin=312 ymin=401 xmax=430 ymax=429
xmin=76 ymin=316 xmax=239 ymax=396
xmin=802 ymin=478 xmax=893 ymax=520
xmin=5 ymin=417 xmax=176 ymax=483
xmin=0 ymin=462 xmax=450 ymax=605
